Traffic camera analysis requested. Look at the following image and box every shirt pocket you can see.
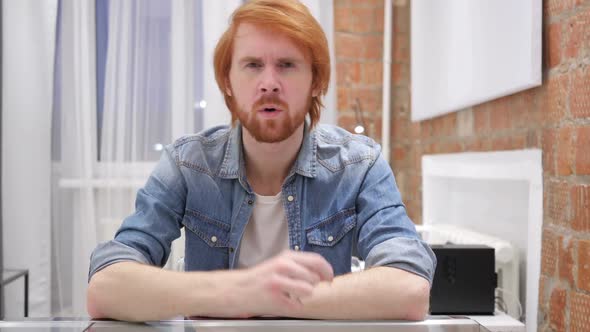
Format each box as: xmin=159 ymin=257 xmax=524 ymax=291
xmin=182 ymin=208 xmax=231 ymax=271
xmin=305 ymin=208 xmax=357 ymax=247
xmin=182 ymin=208 xmax=231 ymax=248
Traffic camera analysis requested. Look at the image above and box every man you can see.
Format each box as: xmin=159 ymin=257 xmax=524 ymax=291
xmin=87 ymin=0 xmax=436 ymax=321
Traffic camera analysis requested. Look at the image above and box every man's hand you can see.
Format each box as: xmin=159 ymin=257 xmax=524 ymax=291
xmin=226 ymin=250 xmax=334 ymax=317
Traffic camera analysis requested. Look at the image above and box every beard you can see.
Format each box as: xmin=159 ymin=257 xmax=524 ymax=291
xmin=233 ymin=95 xmax=309 ymax=143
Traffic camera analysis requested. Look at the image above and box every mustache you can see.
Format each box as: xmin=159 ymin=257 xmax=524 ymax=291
xmin=253 ymin=95 xmax=289 ymax=110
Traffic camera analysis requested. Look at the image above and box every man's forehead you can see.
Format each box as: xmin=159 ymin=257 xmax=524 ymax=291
xmin=233 ymin=23 xmax=308 ymax=59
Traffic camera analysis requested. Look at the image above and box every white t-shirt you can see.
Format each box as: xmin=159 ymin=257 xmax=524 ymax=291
xmin=237 ymin=192 xmax=289 ymax=268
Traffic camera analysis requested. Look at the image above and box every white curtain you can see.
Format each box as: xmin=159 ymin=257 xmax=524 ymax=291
xmin=2 ymin=0 xmax=57 ymax=318
xmin=52 ymin=0 xmax=98 ymax=316
xmin=51 ymin=0 xmax=208 ymax=315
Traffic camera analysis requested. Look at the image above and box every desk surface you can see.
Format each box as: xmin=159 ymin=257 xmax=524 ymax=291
xmin=0 ymin=317 xmax=491 ymax=332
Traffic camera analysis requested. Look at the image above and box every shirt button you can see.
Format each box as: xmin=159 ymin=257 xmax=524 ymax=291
xmin=327 ymin=235 xmax=334 ymax=242
xmin=247 ymin=199 xmax=254 ymax=205
xmin=287 ymin=195 xmax=294 ymax=202
xmin=211 ymin=236 xmax=218 ymax=243
xmin=294 ymin=245 xmax=300 ymax=251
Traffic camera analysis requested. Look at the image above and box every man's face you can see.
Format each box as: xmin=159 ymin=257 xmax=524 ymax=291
xmin=227 ymin=23 xmax=316 ymax=143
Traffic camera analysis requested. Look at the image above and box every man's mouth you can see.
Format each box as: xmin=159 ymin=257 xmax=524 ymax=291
xmin=257 ymin=105 xmax=284 ymax=113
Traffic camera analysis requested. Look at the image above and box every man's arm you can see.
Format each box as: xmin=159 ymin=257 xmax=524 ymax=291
xmin=87 ymin=262 xmax=226 ymax=321
xmin=283 ymin=266 xmax=430 ymax=320
xmin=87 ymin=251 xmax=334 ymax=321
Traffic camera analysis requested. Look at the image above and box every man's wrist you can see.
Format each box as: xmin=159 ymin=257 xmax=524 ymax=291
xmin=184 ymin=269 xmax=252 ymax=318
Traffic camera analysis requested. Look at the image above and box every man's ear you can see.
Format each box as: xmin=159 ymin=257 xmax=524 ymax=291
xmin=311 ymin=88 xmax=320 ymax=98
xmin=311 ymin=80 xmax=321 ymax=97
xmin=225 ymin=78 xmax=232 ymax=96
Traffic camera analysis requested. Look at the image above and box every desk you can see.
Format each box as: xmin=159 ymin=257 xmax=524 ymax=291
xmin=0 ymin=317 xmax=491 ymax=331
xmin=1 ymin=269 xmax=29 ymax=317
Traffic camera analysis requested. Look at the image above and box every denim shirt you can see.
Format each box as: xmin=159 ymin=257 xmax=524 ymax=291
xmin=89 ymin=123 xmax=436 ymax=283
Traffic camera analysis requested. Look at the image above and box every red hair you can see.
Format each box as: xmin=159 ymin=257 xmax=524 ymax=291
xmin=213 ymin=0 xmax=330 ymax=128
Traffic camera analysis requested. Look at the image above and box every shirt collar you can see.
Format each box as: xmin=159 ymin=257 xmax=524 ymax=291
xmin=218 ymin=120 xmax=318 ymax=182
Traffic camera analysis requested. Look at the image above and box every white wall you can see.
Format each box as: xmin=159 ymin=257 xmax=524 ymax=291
xmin=2 ymin=0 xmax=57 ymax=317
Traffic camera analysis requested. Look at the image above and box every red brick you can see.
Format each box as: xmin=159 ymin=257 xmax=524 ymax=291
xmin=363 ymin=35 xmax=383 ymax=60
xmin=374 ymin=5 xmax=385 ymax=34
xmin=492 ymin=136 xmax=512 ymax=151
xmin=392 ymin=63 xmax=403 ymax=85
xmin=337 ymin=113 xmax=357 ymax=133
xmin=419 ymin=120 xmax=433 ymax=140
xmin=392 ymin=88 xmax=410 ymax=114
xmin=351 ymin=0 xmax=382 ymax=7
xmin=549 ymin=287 xmax=567 ymax=332
xmin=393 ymin=4 xmax=408 ymax=34
xmin=565 ymin=7 xmax=590 ymax=60
xmin=409 ymin=122 xmax=421 ymax=139
xmin=337 ymin=87 xmax=350 ymax=111
xmin=571 ymin=185 xmax=590 ymax=232
xmin=392 ymin=146 xmax=406 ymax=164
xmin=570 ymin=291 xmax=590 ymax=332
xmin=431 ymin=113 xmax=457 ymax=137
xmin=371 ymin=116 xmax=382 ymax=141
xmin=393 ymin=33 xmax=408 ymax=52
xmin=540 ymin=74 xmax=569 ymax=124
xmin=545 ymin=22 xmax=562 ymax=69
xmin=578 ymin=240 xmax=590 ymax=292
xmin=336 ymin=61 xmax=361 ymax=85
xmin=438 ymin=141 xmax=462 ymax=154
xmin=558 ymin=237 xmax=575 ymax=285
xmin=520 ymin=90 xmax=541 ymax=126
xmin=335 ymin=33 xmax=365 ymax=59
xmin=350 ymin=88 xmax=382 ymax=114
xmin=489 ymin=98 xmax=512 ymax=131
xmin=576 ymin=127 xmax=590 ymax=174
xmin=466 ymin=139 xmax=489 ymax=152
xmin=393 ymin=43 xmax=409 ymax=63
xmin=544 ymin=0 xmax=576 ymax=19
xmin=571 ymin=67 xmax=590 ymax=119
xmin=545 ymin=180 xmax=570 ymax=226
xmin=334 ymin=0 xmax=351 ymax=8
xmin=350 ymin=7 xmax=375 ymax=33
xmin=507 ymin=93 xmax=538 ymax=130
xmin=556 ymin=127 xmax=575 ymax=175
xmin=542 ymin=129 xmax=557 ymax=175
xmin=407 ymin=173 xmax=421 ymax=201
xmin=361 ymin=61 xmax=383 ymax=86
xmin=511 ymin=133 xmax=527 ymax=149
xmin=526 ymin=129 xmax=540 ymax=148
xmin=473 ymin=106 xmax=489 ymax=134
xmin=392 ymin=103 xmax=406 ymax=121
xmin=392 ymin=117 xmax=408 ymax=142
xmin=334 ymin=7 xmax=352 ymax=32
xmin=539 ymin=275 xmax=551 ymax=311
xmin=541 ymin=229 xmax=559 ymax=276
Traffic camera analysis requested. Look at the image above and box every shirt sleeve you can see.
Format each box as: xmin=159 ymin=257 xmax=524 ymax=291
xmin=88 ymin=145 xmax=187 ymax=282
xmin=355 ymin=151 xmax=437 ymax=285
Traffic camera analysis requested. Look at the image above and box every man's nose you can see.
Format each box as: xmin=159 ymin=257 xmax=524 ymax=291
xmin=259 ymin=67 xmax=280 ymax=93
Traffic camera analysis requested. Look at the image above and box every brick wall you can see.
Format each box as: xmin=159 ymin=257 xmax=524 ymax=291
xmin=334 ymin=0 xmax=590 ymax=330
xmin=334 ymin=0 xmax=386 ymax=140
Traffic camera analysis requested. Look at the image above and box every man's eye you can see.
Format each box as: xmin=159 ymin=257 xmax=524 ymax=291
xmin=246 ymin=62 xmax=262 ymax=68
xmin=279 ymin=62 xmax=295 ymax=68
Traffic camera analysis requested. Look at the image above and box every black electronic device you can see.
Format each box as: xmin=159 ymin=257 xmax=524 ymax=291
xmin=430 ymin=244 xmax=497 ymax=315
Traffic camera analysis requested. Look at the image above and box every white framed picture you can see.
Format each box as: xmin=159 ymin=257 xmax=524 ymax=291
xmin=410 ymin=0 xmax=542 ymax=122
